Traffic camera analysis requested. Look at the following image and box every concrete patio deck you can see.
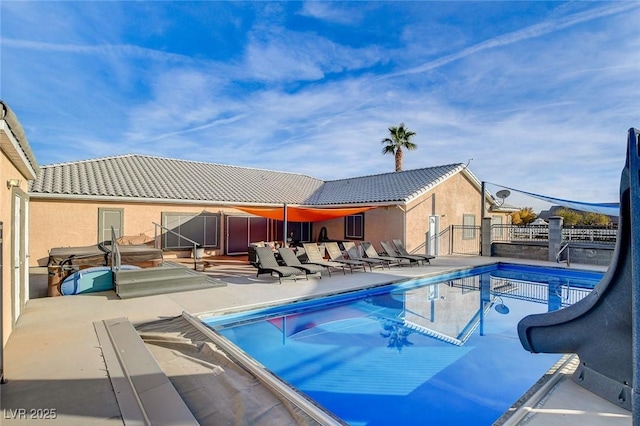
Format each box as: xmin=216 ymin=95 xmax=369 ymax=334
xmin=0 ymin=255 xmax=631 ymax=425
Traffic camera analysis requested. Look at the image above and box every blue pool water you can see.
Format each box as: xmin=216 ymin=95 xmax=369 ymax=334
xmin=203 ymin=264 xmax=603 ymax=425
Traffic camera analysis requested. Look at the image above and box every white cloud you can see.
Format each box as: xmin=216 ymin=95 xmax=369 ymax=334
xmin=3 ymin=1 xmax=639 ymax=209
xmin=389 ymin=2 xmax=639 ymax=78
xmin=239 ymin=28 xmax=385 ymax=83
xmin=298 ymin=2 xmax=364 ymax=25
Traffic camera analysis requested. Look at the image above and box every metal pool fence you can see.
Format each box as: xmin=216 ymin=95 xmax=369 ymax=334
xmin=447 ymin=274 xmax=593 ymax=308
xmin=562 ymin=226 xmax=618 ymax=244
xmin=430 ymin=224 xmax=617 ymax=257
xmin=436 ymin=225 xmax=481 ymax=255
xmin=491 ymin=224 xmax=617 ymax=244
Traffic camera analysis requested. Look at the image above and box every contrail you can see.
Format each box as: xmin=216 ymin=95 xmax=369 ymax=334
xmin=2 ymin=38 xmax=191 ymax=63
xmin=387 ymin=2 xmax=638 ymax=78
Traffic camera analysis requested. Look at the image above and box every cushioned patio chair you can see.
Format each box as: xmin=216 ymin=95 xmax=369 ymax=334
xmin=254 ymin=247 xmax=307 ymax=283
xmin=360 ymin=241 xmax=409 ymax=267
xmin=392 ymin=239 xmax=435 ymax=264
xmin=324 ymin=242 xmax=367 ymax=273
xmin=342 ymin=241 xmax=388 ymax=270
xmin=302 ymin=243 xmax=347 ymax=276
xmin=278 ymin=247 xmax=326 ymax=278
xmin=379 ymin=241 xmax=422 ymax=267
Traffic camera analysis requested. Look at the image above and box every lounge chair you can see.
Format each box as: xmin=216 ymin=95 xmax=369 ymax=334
xmin=302 ymin=243 xmax=347 ymax=275
xmin=392 ymin=239 xmax=435 ymax=264
xmin=379 ymin=241 xmax=422 ymax=267
xmin=324 ymin=242 xmax=367 ymax=272
xmin=342 ymin=241 xmax=388 ymax=270
xmin=254 ymin=247 xmax=307 ymax=283
xmin=360 ymin=241 xmax=409 ymax=267
xmin=278 ymin=247 xmax=326 ymax=278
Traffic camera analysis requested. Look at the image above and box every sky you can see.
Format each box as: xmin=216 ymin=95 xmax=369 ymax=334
xmin=1 ymin=1 xmax=639 ymax=212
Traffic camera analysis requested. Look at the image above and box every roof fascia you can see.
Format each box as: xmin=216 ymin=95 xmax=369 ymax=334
xmin=27 ymin=193 xmax=286 ymax=207
xmin=403 ymin=164 xmax=465 ymax=205
xmin=490 ymin=206 xmax=520 ymax=213
xmin=460 ymin=167 xmax=501 ymax=207
xmin=461 ymin=167 xmax=482 ymax=189
xmin=28 ymin=193 xmax=404 ymax=209
xmin=302 ymin=201 xmax=402 ymax=208
xmin=0 ymin=120 xmax=38 ymax=180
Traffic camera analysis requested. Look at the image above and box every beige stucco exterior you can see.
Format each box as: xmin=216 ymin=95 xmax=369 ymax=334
xmin=313 ymin=204 xmax=404 ymax=250
xmin=29 ymin=166 xmax=508 ymax=266
xmin=405 ymin=170 xmax=486 ymax=254
xmin=1 ymin=109 xmax=38 ymax=346
xmin=3 ymin=100 xmax=513 ymax=364
xmin=0 ymin=156 xmax=30 ymax=346
xmin=29 ymin=168 xmax=509 ymax=268
xmin=298 ymin=170 xmax=506 ymax=257
xmin=28 ymin=200 xmax=253 ymax=266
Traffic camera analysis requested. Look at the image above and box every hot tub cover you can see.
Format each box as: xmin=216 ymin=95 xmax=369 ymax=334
xmin=48 ymin=243 xmax=163 ymax=267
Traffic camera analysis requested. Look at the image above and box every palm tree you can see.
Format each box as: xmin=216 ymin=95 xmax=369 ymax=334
xmin=381 ymin=123 xmax=418 ymax=172
xmin=379 ymin=319 xmax=414 ymax=352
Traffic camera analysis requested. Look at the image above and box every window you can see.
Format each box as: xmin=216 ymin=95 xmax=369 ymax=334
xmin=295 ymin=222 xmax=312 ymax=242
xmin=274 ymin=221 xmax=312 ymax=243
xmin=345 ymin=213 xmax=365 ymax=240
xmin=462 ymin=214 xmax=476 ymax=240
xmin=98 ymin=208 xmax=123 ymax=243
xmin=162 ymin=212 xmax=220 ymax=249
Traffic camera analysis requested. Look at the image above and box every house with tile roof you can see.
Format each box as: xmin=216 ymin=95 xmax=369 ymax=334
xmin=28 ymin=154 xmax=510 ymax=267
xmin=1 ymin=101 xmax=39 ymax=350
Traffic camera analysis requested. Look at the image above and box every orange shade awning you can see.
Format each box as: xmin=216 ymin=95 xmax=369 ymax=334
xmin=233 ymin=205 xmax=374 ymax=222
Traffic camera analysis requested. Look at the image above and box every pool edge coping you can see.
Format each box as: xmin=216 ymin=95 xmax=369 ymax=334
xmin=182 ymin=311 xmax=348 ymax=426
xmin=497 ymin=354 xmax=579 ymax=426
xmin=189 ymin=261 xmax=604 ymax=424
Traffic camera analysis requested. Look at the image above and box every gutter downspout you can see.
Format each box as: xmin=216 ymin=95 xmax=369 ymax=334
xmin=481 ymin=181 xmax=486 ymax=223
xmin=481 ymin=181 xmax=487 ymax=255
xmin=395 ymin=204 xmax=407 ymax=245
xmin=402 ymin=204 xmax=407 ymax=245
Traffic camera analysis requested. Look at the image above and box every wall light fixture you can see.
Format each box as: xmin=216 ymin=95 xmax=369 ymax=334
xmin=6 ymin=178 xmax=21 ymax=189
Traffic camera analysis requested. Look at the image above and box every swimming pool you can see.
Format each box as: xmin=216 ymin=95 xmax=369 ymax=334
xmin=201 ymin=263 xmax=603 ymax=425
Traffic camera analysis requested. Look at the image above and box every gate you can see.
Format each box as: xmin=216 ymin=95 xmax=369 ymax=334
xmin=437 ymin=225 xmax=481 ymax=255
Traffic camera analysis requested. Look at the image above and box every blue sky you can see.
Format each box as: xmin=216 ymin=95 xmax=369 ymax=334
xmin=2 ymin=1 xmax=639 ymax=211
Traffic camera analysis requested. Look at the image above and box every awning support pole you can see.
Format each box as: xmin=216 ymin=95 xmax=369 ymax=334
xmin=283 ymin=203 xmax=288 ymax=247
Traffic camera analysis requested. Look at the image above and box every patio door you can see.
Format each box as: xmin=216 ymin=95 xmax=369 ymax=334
xmin=226 ymin=216 xmax=268 ymax=255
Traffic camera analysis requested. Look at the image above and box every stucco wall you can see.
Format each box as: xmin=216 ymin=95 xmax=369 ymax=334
xmin=308 ymin=171 xmax=505 ymax=257
xmin=29 ymin=170 xmax=508 ymax=268
xmin=311 ymin=171 xmax=500 ymax=257
xmin=1 ymin=155 xmax=16 ymax=346
xmin=362 ymin=206 xmax=405 ymax=253
xmin=312 ymin=217 xmax=342 ymax=242
xmin=312 ymin=206 xmax=404 ymax=254
xmin=29 ymin=200 xmax=249 ymax=266
xmin=404 ymin=172 xmax=487 ymax=254
xmin=1 ymin=152 xmax=31 ymax=345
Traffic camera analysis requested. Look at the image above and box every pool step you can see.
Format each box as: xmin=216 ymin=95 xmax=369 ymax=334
xmin=115 ymin=266 xmax=211 ymax=299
